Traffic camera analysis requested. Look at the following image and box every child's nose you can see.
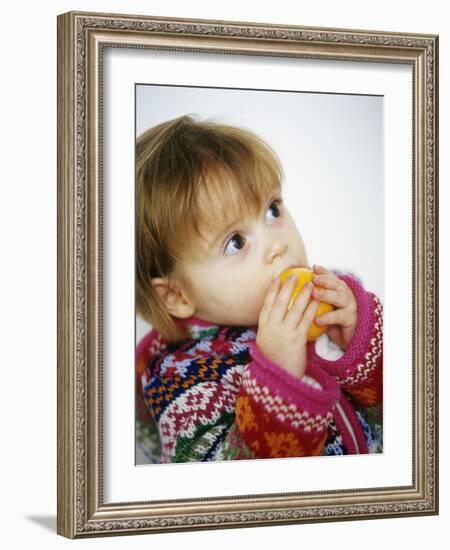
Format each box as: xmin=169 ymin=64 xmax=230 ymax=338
xmin=267 ymin=242 xmax=287 ymax=263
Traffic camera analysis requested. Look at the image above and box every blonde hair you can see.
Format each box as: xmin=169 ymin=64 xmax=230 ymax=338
xmin=136 ymin=114 xmax=284 ymax=342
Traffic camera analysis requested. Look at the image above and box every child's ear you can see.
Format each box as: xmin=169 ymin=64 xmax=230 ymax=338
xmin=151 ymin=277 xmax=196 ymax=319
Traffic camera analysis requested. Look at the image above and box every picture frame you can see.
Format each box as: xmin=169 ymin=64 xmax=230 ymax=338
xmin=57 ymin=10 xmax=439 ymax=538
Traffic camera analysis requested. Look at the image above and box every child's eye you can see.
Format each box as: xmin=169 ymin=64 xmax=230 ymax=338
xmin=266 ymin=199 xmax=282 ymax=222
xmin=224 ymin=233 xmax=246 ymax=256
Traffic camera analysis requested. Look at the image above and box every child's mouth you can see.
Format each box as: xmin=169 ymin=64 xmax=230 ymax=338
xmin=276 ymin=263 xmax=307 ymax=279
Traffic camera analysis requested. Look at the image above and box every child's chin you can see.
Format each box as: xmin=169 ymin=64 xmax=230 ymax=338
xmin=240 ymin=317 xmax=259 ymax=328
xmin=227 ymin=316 xmax=258 ymax=328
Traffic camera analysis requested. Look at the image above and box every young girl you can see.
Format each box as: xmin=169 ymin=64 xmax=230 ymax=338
xmin=136 ymin=114 xmax=383 ymax=464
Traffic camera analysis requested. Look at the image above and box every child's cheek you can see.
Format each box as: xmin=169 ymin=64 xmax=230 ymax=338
xmin=245 ymin=278 xmax=267 ymax=313
xmin=223 ymin=276 xmax=247 ymax=303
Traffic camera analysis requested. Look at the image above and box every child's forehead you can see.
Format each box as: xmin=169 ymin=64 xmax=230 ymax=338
xmin=200 ymin=183 xmax=248 ymax=223
xmin=199 ymin=169 xmax=279 ymax=220
xmin=177 ymin=164 xmax=282 ymax=260
xmin=189 ymin=179 xmax=279 ymax=255
xmin=198 ymin=184 xmax=268 ymax=236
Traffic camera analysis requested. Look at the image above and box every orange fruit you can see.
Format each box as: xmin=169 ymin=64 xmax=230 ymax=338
xmin=279 ymin=267 xmax=334 ymax=342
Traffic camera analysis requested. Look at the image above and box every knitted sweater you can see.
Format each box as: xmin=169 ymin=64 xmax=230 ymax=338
xmin=136 ymin=272 xmax=383 ymax=463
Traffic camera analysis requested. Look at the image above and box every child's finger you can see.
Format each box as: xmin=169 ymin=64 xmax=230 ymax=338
xmin=298 ymin=299 xmax=321 ymax=334
xmin=312 ymin=287 xmax=346 ymax=308
xmin=271 ymin=274 xmax=299 ymax=322
xmin=312 ymin=273 xmax=341 ymax=290
xmin=315 ymin=308 xmax=345 ymax=327
xmin=259 ymin=277 xmax=281 ymax=325
xmin=285 ymin=281 xmax=314 ymax=326
xmin=313 ymin=264 xmax=332 ymax=275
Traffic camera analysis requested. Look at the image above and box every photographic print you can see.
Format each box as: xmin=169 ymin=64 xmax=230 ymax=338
xmin=135 ymin=85 xmax=384 ymax=465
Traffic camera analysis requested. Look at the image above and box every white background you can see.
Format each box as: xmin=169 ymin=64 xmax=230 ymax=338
xmin=0 ymin=0 xmax=446 ymax=548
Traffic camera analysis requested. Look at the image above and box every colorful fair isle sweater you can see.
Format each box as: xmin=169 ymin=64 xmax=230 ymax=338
xmin=136 ymin=272 xmax=383 ymax=463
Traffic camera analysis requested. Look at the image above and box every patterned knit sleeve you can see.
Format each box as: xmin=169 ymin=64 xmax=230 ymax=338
xmin=234 ymin=343 xmax=341 ymax=458
xmin=142 ymin=335 xmax=341 ymax=462
xmin=308 ymin=272 xmax=383 ymax=409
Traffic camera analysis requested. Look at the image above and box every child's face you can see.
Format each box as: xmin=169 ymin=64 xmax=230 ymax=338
xmin=174 ymin=185 xmax=309 ymax=327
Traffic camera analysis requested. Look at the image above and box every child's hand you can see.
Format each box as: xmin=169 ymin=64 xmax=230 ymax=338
xmin=311 ymin=264 xmax=357 ymax=351
xmin=256 ymin=274 xmax=320 ymax=379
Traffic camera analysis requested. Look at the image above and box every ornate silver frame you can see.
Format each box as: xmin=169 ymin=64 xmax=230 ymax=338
xmin=57 ymin=11 xmax=439 ymax=538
